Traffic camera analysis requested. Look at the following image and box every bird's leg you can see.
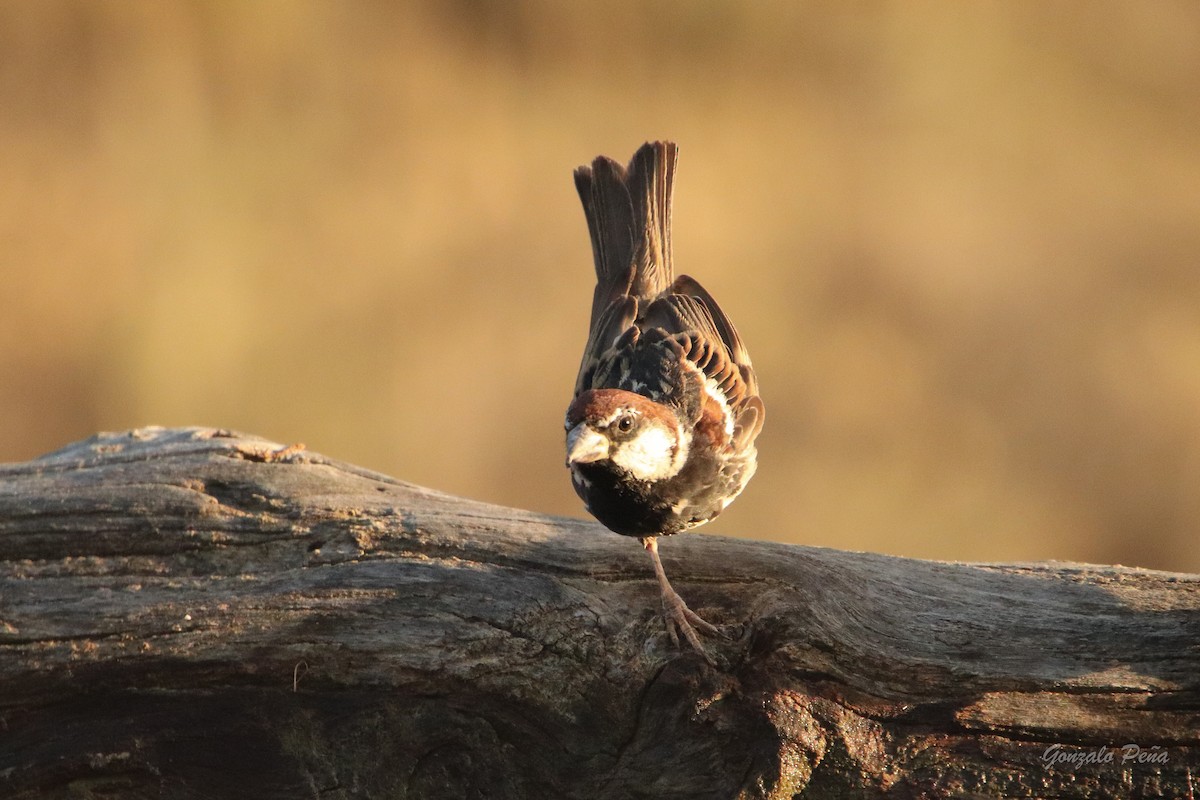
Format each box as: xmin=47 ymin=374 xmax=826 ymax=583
xmin=642 ymin=537 xmax=719 ymax=660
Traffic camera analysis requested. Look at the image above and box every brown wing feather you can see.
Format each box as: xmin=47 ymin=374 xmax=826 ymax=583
xmin=642 ymin=285 xmax=765 ymax=448
xmin=574 ymin=297 xmax=637 ymax=396
xmin=669 ymin=275 xmax=758 ymax=396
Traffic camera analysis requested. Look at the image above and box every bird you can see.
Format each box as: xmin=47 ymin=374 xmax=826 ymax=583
xmin=565 ymin=141 xmax=765 ymax=658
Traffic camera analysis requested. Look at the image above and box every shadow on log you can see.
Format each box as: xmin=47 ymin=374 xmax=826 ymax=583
xmin=1 ymin=427 xmax=1198 ymax=798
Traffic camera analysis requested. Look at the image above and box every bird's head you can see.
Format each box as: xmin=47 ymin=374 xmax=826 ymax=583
xmin=565 ymin=389 xmax=688 ymax=482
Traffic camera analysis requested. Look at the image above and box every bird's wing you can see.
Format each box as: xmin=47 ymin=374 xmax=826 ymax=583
xmin=573 ymin=296 xmax=637 ymax=397
xmin=642 ymin=280 xmax=765 ymax=448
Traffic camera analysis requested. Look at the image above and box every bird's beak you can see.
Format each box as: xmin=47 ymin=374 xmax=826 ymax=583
xmin=566 ymin=423 xmax=608 ymax=466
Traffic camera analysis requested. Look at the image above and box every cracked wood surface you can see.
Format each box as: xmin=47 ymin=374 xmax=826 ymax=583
xmin=1 ymin=426 xmax=1198 ymax=799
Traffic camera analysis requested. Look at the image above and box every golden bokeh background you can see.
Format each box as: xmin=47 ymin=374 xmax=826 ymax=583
xmin=3 ymin=2 xmax=1199 ymax=571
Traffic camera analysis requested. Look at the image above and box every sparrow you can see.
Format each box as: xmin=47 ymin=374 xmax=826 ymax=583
xmin=565 ymin=141 xmax=765 ymax=658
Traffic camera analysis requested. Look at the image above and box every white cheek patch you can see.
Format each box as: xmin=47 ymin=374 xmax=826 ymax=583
xmin=612 ymin=422 xmax=688 ymax=481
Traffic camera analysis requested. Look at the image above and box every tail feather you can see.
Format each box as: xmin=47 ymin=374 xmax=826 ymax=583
xmin=625 ymin=141 xmax=676 ymax=296
xmin=575 ymin=141 xmax=678 ymax=330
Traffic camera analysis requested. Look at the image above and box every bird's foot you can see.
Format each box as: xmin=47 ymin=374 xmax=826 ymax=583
xmin=643 ymin=536 xmax=721 ymax=665
xmin=658 ymin=583 xmax=720 ymax=665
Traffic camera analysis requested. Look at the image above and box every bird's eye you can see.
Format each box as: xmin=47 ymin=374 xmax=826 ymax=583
xmin=616 ymin=414 xmax=635 ymax=433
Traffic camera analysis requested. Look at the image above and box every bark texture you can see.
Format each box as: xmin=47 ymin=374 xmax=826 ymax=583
xmin=1 ymin=427 xmax=1198 ymax=799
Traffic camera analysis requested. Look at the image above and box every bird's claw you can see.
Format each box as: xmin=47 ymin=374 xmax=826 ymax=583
xmin=659 ymin=584 xmax=719 ymax=665
xmin=643 ymin=536 xmax=721 ymax=665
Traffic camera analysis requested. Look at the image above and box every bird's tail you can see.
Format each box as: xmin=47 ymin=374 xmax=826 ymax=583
xmin=574 ymin=141 xmax=678 ymax=327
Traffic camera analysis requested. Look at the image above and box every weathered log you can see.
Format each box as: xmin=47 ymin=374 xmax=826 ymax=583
xmin=0 ymin=427 xmax=1197 ymax=799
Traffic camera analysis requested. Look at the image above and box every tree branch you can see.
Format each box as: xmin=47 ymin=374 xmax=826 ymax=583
xmin=1 ymin=427 xmax=1197 ymax=798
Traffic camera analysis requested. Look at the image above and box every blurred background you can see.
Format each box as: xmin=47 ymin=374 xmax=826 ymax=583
xmin=3 ymin=2 xmax=1199 ymax=572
